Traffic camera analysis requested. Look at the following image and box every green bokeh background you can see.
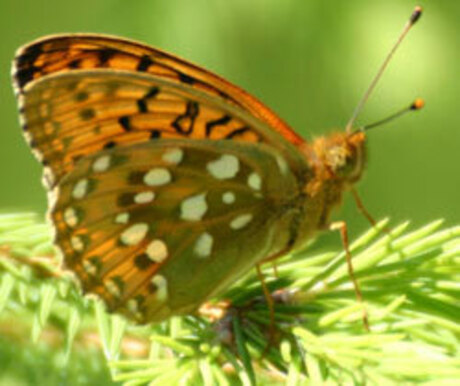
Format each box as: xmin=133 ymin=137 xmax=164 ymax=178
xmin=0 ymin=1 xmax=458 ymax=384
xmin=1 ymin=0 xmax=459 ymax=239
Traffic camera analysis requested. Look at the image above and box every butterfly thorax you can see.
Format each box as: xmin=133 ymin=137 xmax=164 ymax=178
xmin=289 ymin=131 xmax=367 ymax=250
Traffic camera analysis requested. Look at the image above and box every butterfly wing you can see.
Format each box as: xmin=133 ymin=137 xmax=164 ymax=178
xmin=13 ymin=34 xmax=304 ymax=146
xmin=13 ymin=35 xmax=314 ymax=323
xmin=51 ymin=138 xmax=301 ymax=322
xmin=18 ymin=70 xmax=307 ymax=189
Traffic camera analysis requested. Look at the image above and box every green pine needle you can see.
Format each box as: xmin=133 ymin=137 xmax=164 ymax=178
xmin=0 ymin=212 xmax=458 ymax=385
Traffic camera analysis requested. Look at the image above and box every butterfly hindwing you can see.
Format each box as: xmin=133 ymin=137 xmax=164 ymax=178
xmin=51 ymin=138 xmax=301 ymax=322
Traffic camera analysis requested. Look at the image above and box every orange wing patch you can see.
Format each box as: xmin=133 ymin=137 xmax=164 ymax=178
xmin=19 ymin=70 xmax=268 ymax=187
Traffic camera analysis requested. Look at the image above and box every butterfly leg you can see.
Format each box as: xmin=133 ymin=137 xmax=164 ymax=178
xmin=255 ymin=263 xmax=275 ymax=329
xmin=271 ymin=262 xmax=279 ymax=278
xmin=255 ymin=263 xmax=281 ymax=357
xmin=260 ymin=248 xmax=290 ymax=278
xmin=329 ymin=221 xmax=370 ymax=332
xmin=260 ymin=247 xmax=290 ymax=264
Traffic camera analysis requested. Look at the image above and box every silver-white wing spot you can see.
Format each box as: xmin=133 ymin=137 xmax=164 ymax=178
xmin=247 ymin=172 xmax=262 ymax=191
xmin=230 ymin=214 xmax=253 ymax=230
xmin=83 ymin=259 xmax=98 ymax=275
xmin=222 ymin=191 xmax=236 ymax=204
xmin=43 ymin=166 xmax=55 ymax=187
xmin=127 ymin=298 xmax=139 ymax=313
xmin=276 ymin=154 xmax=289 ymax=175
xmin=92 ymin=155 xmax=111 ymax=173
xmin=72 ymin=179 xmax=89 ymax=199
xmin=162 ymin=148 xmax=184 ymax=165
xmin=70 ymin=235 xmax=85 ymax=252
xmin=180 ymin=193 xmax=208 ymax=221
xmin=104 ymin=278 xmax=122 ymax=297
xmin=120 ymin=223 xmax=149 ymax=246
xmin=64 ymin=207 xmax=79 ymax=227
xmin=206 ymin=154 xmax=240 ymax=180
xmin=146 ymin=239 xmax=168 ymax=263
xmin=144 ymin=168 xmax=172 ymax=186
xmin=115 ymin=212 xmax=130 ymax=224
xmin=194 ymin=232 xmax=213 ymax=258
xmin=151 ymin=275 xmax=168 ymax=301
xmin=48 ymin=186 xmax=59 ymax=210
xmin=134 ymin=191 xmax=155 ymax=204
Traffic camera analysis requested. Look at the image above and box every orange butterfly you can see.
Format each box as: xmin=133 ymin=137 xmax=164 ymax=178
xmin=12 ymin=8 xmax=422 ymax=324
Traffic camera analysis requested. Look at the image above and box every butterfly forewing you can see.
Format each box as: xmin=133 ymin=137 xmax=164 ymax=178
xmin=19 ymin=70 xmax=305 ymax=189
xmin=13 ymin=34 xmax=302 ymax=145
xmin=51 ymin=139 xmax=300 ymax=322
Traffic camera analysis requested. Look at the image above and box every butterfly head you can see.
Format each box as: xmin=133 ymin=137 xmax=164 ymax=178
xmin=307 ymin=130 xmax=367 ymax=186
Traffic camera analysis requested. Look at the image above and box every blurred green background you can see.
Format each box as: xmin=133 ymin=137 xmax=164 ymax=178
xmin=0 ymin=1 xmax=458 ymax=384
xmin=1 ymin=0 xmax=459 ymax=238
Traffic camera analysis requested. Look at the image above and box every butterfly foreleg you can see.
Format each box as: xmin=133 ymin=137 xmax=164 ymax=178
xmin=259 ymin=246 xmax=292 ymax=279
xmin=351 ymin=187 xmax=391 ymax=235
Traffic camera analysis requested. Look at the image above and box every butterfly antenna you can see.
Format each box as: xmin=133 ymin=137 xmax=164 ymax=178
xmin=361 ymin=98 xmax=424 ymax=132
xmin=345 ymin=6 xmax=423 ymax=133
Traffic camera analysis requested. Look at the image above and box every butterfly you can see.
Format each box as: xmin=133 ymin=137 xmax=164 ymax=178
xmin=12 ymin=27 xmax=416 ymax=323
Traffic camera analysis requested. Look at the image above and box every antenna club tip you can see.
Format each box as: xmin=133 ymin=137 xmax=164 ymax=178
xmin=411 ymin=6 xmax=423 ymax=24
xmin=411 ymin=98 xmax=425 ymax=110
